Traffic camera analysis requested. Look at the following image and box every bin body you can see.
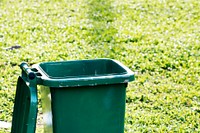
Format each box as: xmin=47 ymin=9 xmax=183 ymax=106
xmin=42 ymin=83 xmax=126 ymax=133
xmin=11 ymin=59 xmax=134 ymax=133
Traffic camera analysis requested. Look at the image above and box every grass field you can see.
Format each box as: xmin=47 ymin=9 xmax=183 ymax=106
xmin=0 ymin=0 xmax=200 ymax=132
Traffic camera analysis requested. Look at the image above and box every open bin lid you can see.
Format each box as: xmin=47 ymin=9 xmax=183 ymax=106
xmin=32 ymin=59 xmax=134 ymax=87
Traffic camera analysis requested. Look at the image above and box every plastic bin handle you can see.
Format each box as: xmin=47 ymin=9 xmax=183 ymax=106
xmin=20 ymin=62 xmax=36 ymax=80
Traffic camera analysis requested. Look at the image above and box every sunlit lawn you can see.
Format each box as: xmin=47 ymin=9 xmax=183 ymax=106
xmin=0 ymin=0 xmax=200 ymax=132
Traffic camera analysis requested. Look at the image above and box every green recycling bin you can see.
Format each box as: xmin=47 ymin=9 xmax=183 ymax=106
xmin=11 ymin=59 xmax=134 ymax=133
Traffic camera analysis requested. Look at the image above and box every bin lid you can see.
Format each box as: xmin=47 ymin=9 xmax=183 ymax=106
xmin=32 ymin=59 xmax=134 ymax=87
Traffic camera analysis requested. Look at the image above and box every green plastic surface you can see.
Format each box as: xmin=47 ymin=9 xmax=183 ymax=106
xmin=50 ymin=83 xmax=127 ymax=133
xmin=11 ymin=77 xmax=38 ymax=133
xmin=11 ymin=58 xmax=134 ymax=133
xmin=34 ymin=59 xmax=134 ymax=87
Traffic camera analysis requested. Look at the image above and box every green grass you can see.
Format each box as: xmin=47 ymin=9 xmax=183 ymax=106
xmin=0 ymin=0 xmax=200 ymax=132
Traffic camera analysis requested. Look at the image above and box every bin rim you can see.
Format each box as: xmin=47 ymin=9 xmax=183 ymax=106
xmin=32 ymin=58 xmax=134 ymax=87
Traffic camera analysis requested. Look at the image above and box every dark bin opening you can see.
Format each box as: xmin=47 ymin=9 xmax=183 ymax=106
xmin=39 ymin=59 xmax=127 ymax=79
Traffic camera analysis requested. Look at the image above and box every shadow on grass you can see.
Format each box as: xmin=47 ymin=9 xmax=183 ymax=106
xmin=86 ymin=0 xmax=119 ymax=57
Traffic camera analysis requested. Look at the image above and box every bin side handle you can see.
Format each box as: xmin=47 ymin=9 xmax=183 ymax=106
xmin=20 ymin=62 xmax=36 ymax=80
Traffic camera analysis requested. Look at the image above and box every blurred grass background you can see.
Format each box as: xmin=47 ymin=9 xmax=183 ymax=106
xmin=0 ymin=0 xmax=200 ymax=132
